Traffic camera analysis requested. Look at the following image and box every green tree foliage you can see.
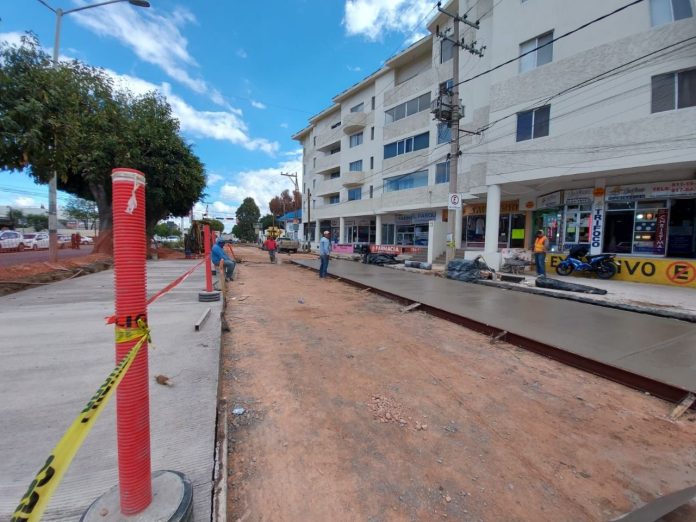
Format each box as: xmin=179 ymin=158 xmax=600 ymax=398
xmin=64 ymin=196 xmax=98 ymax=229
xmin=25 ymin=213 xmax=48 ymax=231
xmin=0 ymin=35 xmax=206 ymax=253
xmin=234 ymin=197 xmax=260 ymax=242
xmin=259 ymin=213 xmax=275 ymax=231
xmin=153 ymin=223 xmax=171 ymax=238
xmin=200 ymin=218 xmax=224 ymax=233
xmin=7 ymin=208 xmax=24 ymax=227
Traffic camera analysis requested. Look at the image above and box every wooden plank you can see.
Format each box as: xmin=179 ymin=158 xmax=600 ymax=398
xmin=490 ymin=330 xmax=508 ymax=344
xmin=195 ymin=307 xmax=212 ymax=331
xmin=400 ymin=302 xmax=421 ymax=313
xmin=669 ymin=393 xmax=696 ymax=421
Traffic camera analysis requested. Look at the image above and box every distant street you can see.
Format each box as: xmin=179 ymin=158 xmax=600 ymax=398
xmin=0 ymin=248 xmax=91 ymax=268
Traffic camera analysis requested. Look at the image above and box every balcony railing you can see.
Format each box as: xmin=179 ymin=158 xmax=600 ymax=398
xmin=315 ymin=152 xmax=340 ymax=174
xmin=342 ymin=111 xmax=373 ymax=134
xmin=342 ymin=170 xmax=365 ymax=187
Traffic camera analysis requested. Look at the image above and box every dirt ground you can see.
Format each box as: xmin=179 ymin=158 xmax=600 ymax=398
xmin=221 ymin=246 xmax=696 ymax=522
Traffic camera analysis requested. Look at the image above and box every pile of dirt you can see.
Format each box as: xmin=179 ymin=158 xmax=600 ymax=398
xmin=153 ymin=246 xmax=186 ymax=260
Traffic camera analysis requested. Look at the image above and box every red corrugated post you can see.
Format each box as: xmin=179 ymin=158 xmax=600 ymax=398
xmin=111 ymin=168 xmax=151 ymax=515
xmin=204 ymin=224 xmax=213 ymax=292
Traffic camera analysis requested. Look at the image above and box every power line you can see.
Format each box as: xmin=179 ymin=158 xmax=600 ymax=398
xmin=454 ymin=0 xmax=647 ymax=89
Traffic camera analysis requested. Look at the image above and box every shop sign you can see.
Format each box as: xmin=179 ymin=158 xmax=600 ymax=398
xmin=332 ymin=244 xmax=354 ymax=254
xmin=606 ymin=180 xmax=696 ymax=202
xmin=464 ymin=200 xmax=520 ymax=215
xmin=358 ymin=219 xmax=371 ymax=226
xmin=395 ymin=211 xmax=436 ymax=225
xmin=655 ymin=208 xmax=668 ymax=255
xmin=371 ymin=245 xmax=401 ymax=254
xmin=537 ymin=191 xmax=562 ymax=209
xmin=344 ymin=219 xmax=356 ymax=226
xmin=563 ymin=188 xmax=593 ymax=205
xmin=590 ymin=203 xmax=604 ymax=255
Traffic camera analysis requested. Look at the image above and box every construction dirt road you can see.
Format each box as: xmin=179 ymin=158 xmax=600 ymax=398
xmin=221 ymin=246 xmax=696 ymax=522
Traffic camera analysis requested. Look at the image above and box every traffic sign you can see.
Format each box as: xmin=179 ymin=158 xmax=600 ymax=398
xmin=448 ymin=193 xmax=462 ymax=210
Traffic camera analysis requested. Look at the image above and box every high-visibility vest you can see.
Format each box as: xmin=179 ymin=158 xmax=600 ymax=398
xmin=534 ymin=236 xmax=547 ymax=253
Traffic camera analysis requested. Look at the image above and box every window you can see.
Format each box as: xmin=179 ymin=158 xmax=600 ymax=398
xmin=349 ymin=132 xmax=363 ymax=148
xmin=650 ymin=0 xmax=693 ymax=26
xmin=330 ymin=146 xmax=340 ymax=154
xmin=384 ymin=170 xmax=429 ymax=192
xmin=384 ymin=132 xmax=430 ymax=159
xmin=331 ymin=121 xmax=341 ymax=129
xmin=370 ymin=156 xmax=374 ymax=169
xmin=313 ymin=136 xmax=316 ymax=146
xmin=651 ymin=68 xmax=696 ymax=112
xmin=439 ymin=79 xmax=453 ymax=95
xmin=313 ymin=179 xmax=316 ymax=189
xmin=313 ymin=157 xmax=316 ymax=168
xmin=437 ymin=123 xmax=452 ymax=144
xmin=371 ymin=96 xmax=375 ymax=110
xmin=519 ymin=31 xmax=553 ymax=73
xmin=329 ymin=170 xmax=340 ymax=179
xmin=348 ymin=187 xmax=362 ymax=201
xmin=435 ymin=160 xmax=450 ymax=184
xmin=350 ymin=102 xmax=364 ymax=113
xmin=328 ymin=194 xmax=340 ymax=204
xmin=369 ymin=185 xmax=373 ymax=198
xmin=349 ymin=160 xmax=363 ymax=171
xmin=516 ymin=105 xmax=550 ymax=141
xmin=371 ymin=126 xmax=375 ymax=140
xmin=441 ymin=38 xmax=455 ymax=63
xmin=385 ymin=93 xmax=431 ymax=123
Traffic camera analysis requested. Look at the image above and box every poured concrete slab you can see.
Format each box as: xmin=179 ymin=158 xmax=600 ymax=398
xmin=297 ymin=259 xmax=696 ymax=393
xmin=0 ymin=260 xmax=220 ymax=521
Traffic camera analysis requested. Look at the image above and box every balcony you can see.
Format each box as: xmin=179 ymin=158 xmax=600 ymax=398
xmin=315 ymin=176 xmax=344 ymax=196
xmin=342 ymin=111 xmax=373 ymax=134
xmin=315 ymin=152 xmax=340 ymax=174
xmin=316 ymin=124 xmax=343 ymax=151
xmin=342 ymin=170 xmax=365 ymax=187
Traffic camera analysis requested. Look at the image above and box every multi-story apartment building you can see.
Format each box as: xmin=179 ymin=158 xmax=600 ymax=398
xmin=293 ymin=0 xmax=696 ymax=285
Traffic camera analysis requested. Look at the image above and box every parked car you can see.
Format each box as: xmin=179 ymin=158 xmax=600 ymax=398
xmin=276 ymin=236 xmax=300 ymax=253
xmin=0 ymin=230 xmax=27 ymax=251
xmin=166 ymin=235 xmax=181 ymax=242
xmin=80 ymin=236 xmax=94 ymax=245
xmin=57 ymin=235 xmax=71 ymax=249
xmin=22 ymin=232 xmax=50 ymax=250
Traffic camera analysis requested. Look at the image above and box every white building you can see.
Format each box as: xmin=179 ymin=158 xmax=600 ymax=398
xmin=293 ymin=0 xmax=696 ymax=283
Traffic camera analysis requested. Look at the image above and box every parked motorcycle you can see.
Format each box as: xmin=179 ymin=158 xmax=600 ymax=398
xmin=555 ymin=245 xmax=618 ymax=280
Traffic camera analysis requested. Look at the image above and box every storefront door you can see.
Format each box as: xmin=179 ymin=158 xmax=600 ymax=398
xmin=668 ymin=199 xmax=695 ymax=258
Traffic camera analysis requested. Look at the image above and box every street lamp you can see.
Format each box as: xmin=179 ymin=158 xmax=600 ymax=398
xmin=39 ymin=0 xmax=151 ymax=262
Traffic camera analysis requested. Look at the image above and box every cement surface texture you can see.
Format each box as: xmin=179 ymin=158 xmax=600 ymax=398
xmin=297 ymin=259 xmax=696 ymax=393
xmin=0 ymin=260 xmax=220 ymax=521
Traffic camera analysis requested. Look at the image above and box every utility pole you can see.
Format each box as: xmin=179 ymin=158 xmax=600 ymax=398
xmin=281 ymin=171 xmax=300 ymax=240
xmin=434 ymin=1 xmax=484 ymax=264
xmin=306 ymin=187 xmax=311 ymax=248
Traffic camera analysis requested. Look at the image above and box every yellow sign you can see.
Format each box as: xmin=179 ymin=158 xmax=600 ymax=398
xmin=547 ymin=254 xmax=696 ymax=287
xmin=464 ymin=200 xmax=519 ymax=215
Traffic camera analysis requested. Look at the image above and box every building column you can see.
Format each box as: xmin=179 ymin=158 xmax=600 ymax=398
xmin=484 ymin=184 xmax=501 ymax=256
xmin=314 ymin=221 xmax=320 ymax=246
xmin=375 ymin=214 xmax=382 ymax=245
xmin=339 ymin=216 xmax=345 ymax=244
xmin=454 ymin=207 xmax=463 ymax=249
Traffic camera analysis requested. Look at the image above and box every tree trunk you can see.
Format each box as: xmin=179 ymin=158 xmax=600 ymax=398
xmin=90 ymin=181 xmax=113 ymax=256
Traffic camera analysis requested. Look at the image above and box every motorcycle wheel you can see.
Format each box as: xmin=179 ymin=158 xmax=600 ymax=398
xmin=596 ymin=261 xmax=618 ymax=279
xmin=556 ymin=263 xmax=574 ymax=276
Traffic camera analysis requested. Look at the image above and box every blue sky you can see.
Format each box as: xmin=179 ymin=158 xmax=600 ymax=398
xmin=0 ymin=0 xmax=436 ymax=223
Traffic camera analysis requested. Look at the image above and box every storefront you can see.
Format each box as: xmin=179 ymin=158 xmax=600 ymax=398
xmin=344 ymin=218 xmax=375 ymax=243
xmin=394 ymin=211 xmax=436 ymax=246
xmin=603 ymin=180 xmax=696 ymax=258
xmin=463 ymin=200 xmax=525 ymax=249
xmin=533 ymin=189 xmax=593 ymax=253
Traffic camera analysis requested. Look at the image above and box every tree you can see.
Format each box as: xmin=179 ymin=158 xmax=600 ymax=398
xmin=234 ymin=197 xmax=260 ymax=242
xmin=0 ymin=35 xmax=206 ymax=255
xmin=25 ymin=213 xmax=48 ymax=231
xmin=153 ymin=223 xmax=170 ymax=238
xmin=64 ymin=197 xmax=98 ymax=230
xmin=7 ymin=208 xmax=24 ymax=228
xmin=200 ymin=218 xmax=224 ymax=233
xmin=259 ymin=213 xmax=275 ymax=231
xmin=269 ymin=189 xmax=295 ymax=217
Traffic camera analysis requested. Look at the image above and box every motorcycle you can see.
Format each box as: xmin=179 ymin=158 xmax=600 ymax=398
xmin=555 ymin=245 xmax=618 ymax=280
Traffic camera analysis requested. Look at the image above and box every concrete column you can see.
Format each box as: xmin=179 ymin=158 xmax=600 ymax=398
xmin=339 ymin=217 xmax=345 ymax=244
xmin=454 ymin=207 xmax=463 ymax=249
xmin=375 ymin=214 xmax=382 ymax=245
xmin=484 ymin=184 xmax=501 ymax=256
xmin=314 ymin=221 xmax=320 ymax=246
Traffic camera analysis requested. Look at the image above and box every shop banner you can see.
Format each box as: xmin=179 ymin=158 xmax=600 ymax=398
xmin=395 ymin=211 xmax=436 ymax=225
xmin=537 ymin=191 xmax=562 ymax=209
xmin=590 ymin=199 xmax=604 ymax=255
xmin=606 ymin=180 xmax=696 ymax=202
xmin=370 ymin=245 xmax=427 ymax=254
xmin=464 ymin=200 xmax=519 ymax=215
xmin=332 ymin=244 xmax=354 ymax=254
xmin=564 ymin=188 xmax=593 ymax=205
xmin=655 ymin=208 xmax=668 ymax=255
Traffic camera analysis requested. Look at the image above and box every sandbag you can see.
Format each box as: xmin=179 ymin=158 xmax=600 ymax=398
xmin=535 ymin=276 xmax=607 ymax=294
xmin=404 ymin=260 xmax=432 ymax=270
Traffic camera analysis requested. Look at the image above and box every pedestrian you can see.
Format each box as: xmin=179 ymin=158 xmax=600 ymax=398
xmin=211 ymin=238 xmax=236 ymax=281
xmin=533 ymin=229 xmax=549 ymax=277
xmin=319 ymin=230 xmax=331 ymax=278
xmin=263 ymin=236 xmax=277 ymax=263
xmin=75 ymin=232 xmax=81 ymax=249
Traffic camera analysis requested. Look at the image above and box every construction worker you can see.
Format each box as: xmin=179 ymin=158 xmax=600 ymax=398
xmin=534 ymin=229 xmax=549 ymax=277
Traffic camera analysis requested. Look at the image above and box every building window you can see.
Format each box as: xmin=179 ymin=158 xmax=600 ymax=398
xmin=435 ymin=160 xmax=450 ymax=184
xmin=349 ymin=160 xmax=363 ymax=171
xmin=519 ymin=31 xmax=553 ymax=73
xmin=350 ymin=102 xmax=364 ymax=113
xmin=313 ymin=179 xmax=316 ymax=189
xmin=651 ymin=68 xmax=696 ymax=112
xmin=328 ymin=194 xmax=340 ymax=204
xmin=439 ymin=79 xmax=453 ymax=95
xmin=313 ymin=157 xmax=316 ymax=168
xmin=371 ymin=96 xmax=376 ymax=110
xmin=313 ymin=199 xmax=316 ymax=208
xmin=384 ymin=132 xmax=429 ymax=159
xmin=650 ymin=0 xmax=693 ymax=26
xmin=349 ymin=132 xmax=363 ymax=148
xmin=516 ymin=105 xmax=550 ymax=141
xmin=330 ymin=146 xmax=340 ymax=155
xmin=348 ymin=187 xmax=362 ymax=201
xmin=441 ymin=37 xmax=455 ymax=63
xmin=313 ymin=136 xmax=316 ymax=146
xmin=371 ymin=126 xmax=375 ymax=140
xmin=370 ymin=156 xmax=374 ymax=169
xmin=384 ymin=170 xmax=429 ymax=192
xmin=331 ymin=121 xmax=341 ymax=129
xmin=330 ymin=170 xmax=340 ymax=179
xmin=370 ymin=185 xmax=373 ymax=198
xmin=385 ymin=93 xmax=431 ymax=124
xmin=437 ymin=123 xmax=452 ymax=144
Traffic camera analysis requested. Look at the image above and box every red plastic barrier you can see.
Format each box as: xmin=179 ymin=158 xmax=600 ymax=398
xmin=204 ymin=225 xmax=213 ymax=292
xmin=111 ymin=168 xmax=151 ymax=515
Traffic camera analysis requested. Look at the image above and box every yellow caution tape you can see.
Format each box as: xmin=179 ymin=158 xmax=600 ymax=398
xmin=12 ymin=322 xmax=150 ymax=522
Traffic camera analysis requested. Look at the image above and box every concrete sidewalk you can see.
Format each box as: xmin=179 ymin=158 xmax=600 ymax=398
xmin=0 ymin=260 xmax=221 ymax=521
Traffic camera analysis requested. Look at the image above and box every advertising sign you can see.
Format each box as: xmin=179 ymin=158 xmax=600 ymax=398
xmin=606 ymin=180 xmax=696 ymax=202
xmin=537 ymin=191 xmax=562 ymax=209
xmin=590 ymin=201 xmax=604 ymax=255
xmin=563 ymin=188 xmax=593 ymax=205
xmin=395 ymin=211 xmax=436 ymax=225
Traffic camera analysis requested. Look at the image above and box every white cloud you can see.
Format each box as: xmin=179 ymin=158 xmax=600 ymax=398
xmin=347 ymin=65 xmax=362 ymax=72
xmin=343 ymin=0 xmax=434 ymax=41
xmin=0 ymin=31 xmax=26 ymax=48
xmin=207 ymin=173 xmax=223 ymax=185
xmin=219 ymin=155 xmax=302 ymax=215
xmin=72 ymin=3 xmax=226 ymax=104
xmin=212 ymin=201 xmax=236 ymax=214
xmin=250 ymin=100 xmax=267 ymax=110
xmin=14 ymin=197 xmax=37 ymax=208
xmin=106 ymin=71 xmax=279 ymax=155
xmin=236 ymin=49 xmax=248 ymax=59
